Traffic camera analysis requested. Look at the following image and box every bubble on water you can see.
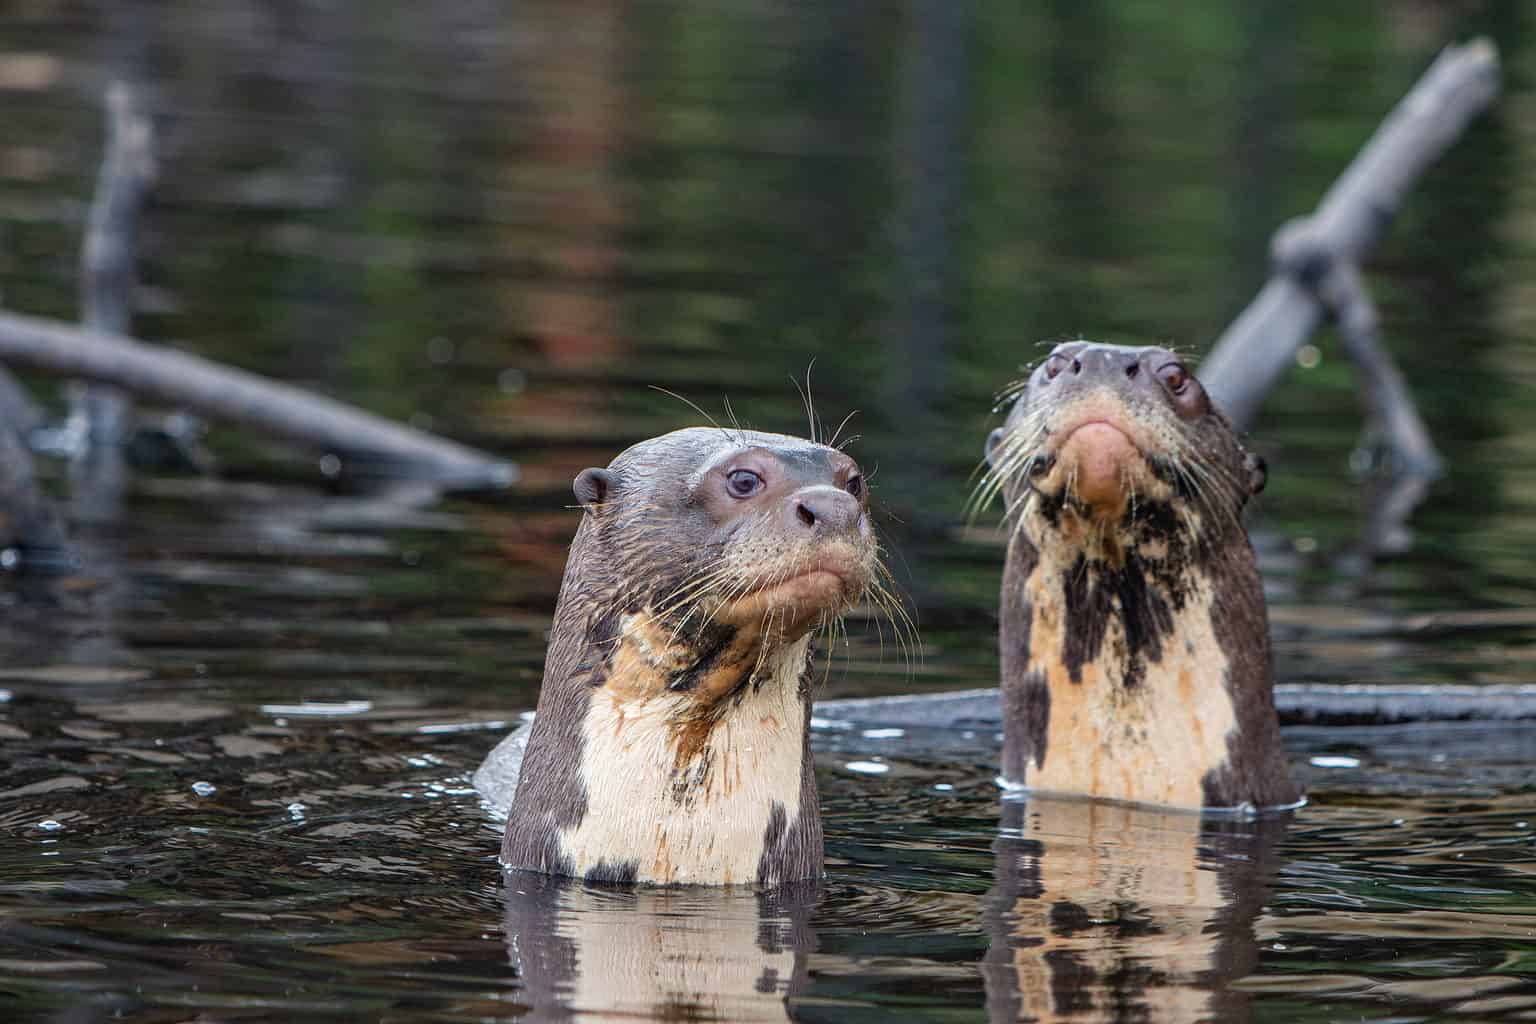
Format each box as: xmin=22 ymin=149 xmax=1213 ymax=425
xmin=1391 ymin=818 xmax=1406 ymax=827
xmin=37 ymin=819 xmax=62 ymax=831
xmin=844 ymin=761 xmax=889 ymax=775
xmin=1309 ymin=755 xmax=1360 ymax=769
xmin=286 ymin=802 xmax=306 ymax=821
xmin=0 ymin=688 xmax=10 ymax=703
xmin=860 ymin=728 xmax=904 ymax=740
xmin=191 ymin=781 xmax=217 ymax=797
xmin=932 ymin=783 xmax=954 ymax=792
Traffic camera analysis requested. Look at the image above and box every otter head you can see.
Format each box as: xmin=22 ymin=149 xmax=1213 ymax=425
xmin=576 ymin=426 xmax=877 ymax=697
xmin=981 ymin=341 xmax=1297 ymax=812
xmin=504 ymin=427 xmax=881 ymax=886
xmin=984 ymin=341 xmax=1266 ymax=562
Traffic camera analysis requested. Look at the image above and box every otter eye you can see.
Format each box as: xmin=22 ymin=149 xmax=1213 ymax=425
xmin=845 ymin=474 xmax=863 ymax=498
xmin=1157 ymin=363 xmax=1190 ymax=395
xmin=726 ymin=469 xmax=763 ymax=498
xmin=1043 ymin=354 xmax=1070 ymax=381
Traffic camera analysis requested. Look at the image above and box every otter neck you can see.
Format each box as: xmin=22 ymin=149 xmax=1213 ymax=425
xmin=553 ymin=613 xmax=821 ymax=886
xmin=1001 ymin=515 xmax=1256 ymax=809
xmin=1021 ymin=505 xmax=1210 ymax=687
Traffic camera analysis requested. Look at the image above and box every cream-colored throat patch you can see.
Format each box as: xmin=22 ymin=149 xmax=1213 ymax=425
xmin=1021 ymin=555 xmax=1237 ymax=809
xmin=559 ymin=634 xmax=812 ymax=885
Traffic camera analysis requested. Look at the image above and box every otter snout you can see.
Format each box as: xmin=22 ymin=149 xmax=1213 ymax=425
xmin=1060 ymin=345 xmax=1141 ymax=385
xmin=1034 ymin=342 xmax=1212 ymax=422
xmin=788 ymin=485 xmax=864 ymax=538
xmin=1059 ymin=420 xmax=1138 ymax=508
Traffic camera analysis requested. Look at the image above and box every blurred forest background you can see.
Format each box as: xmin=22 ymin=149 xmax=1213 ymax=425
xmin=0 ymin=0 xmax=1532 ymax=664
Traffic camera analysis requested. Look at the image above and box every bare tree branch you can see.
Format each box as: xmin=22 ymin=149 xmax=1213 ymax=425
xmin=1200 ymin=39 xmax=1500 ymax=431
xmin=69 ymin=81 xmax=157 ymax=518
xmin=0 ymin=309 xmax=518 ymax=491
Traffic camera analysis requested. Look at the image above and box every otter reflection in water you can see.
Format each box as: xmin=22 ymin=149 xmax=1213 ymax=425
xmin=982 ymin=798 xmax=1288 ymax=1023
xmin=504 ymin=873 xmax=815 ymax=1021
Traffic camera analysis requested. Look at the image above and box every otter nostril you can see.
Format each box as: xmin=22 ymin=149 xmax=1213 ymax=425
xmin=1071 ymin=358 xmax=1082 ymax=374
xmin=1126 ymin=363 xmax=1139 ymax=379
xmin=796 ymin=502 xmax=816 ymax=528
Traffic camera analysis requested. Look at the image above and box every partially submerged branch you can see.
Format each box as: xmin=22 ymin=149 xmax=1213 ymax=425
xmin=1200 ymin=39 xmax=1500 ymax=432
xmin=70 ymin=81 xmax=157 ymax=518
xmin=0 ymin=310 xmax=518 ymax=491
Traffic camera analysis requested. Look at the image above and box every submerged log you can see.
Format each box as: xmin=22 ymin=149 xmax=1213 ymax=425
xmin=809 ymin=683 xmax=1536 ymax=729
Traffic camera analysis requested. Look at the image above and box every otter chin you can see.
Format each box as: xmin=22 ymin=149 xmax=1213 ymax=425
xmin=501 ymin=426 xmax=880 ymax=886
xmin=981 ymin=341 xmax=1299 ymax=812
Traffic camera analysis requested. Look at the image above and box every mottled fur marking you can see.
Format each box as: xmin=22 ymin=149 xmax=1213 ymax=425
xmin=505 ymin=427 xmax=883 ymax=885
xmin=984 ymin=342 xmax=1298 ymax=809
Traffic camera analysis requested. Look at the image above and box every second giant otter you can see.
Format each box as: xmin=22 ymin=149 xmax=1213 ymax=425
xmin=503 ymin=426 xmax=879 ymax=886
xmin=981 ymin=341 xmax=1299 ymax=810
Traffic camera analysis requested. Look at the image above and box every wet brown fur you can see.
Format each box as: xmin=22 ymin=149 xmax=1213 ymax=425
xmin=503 ymin=426 xmax=880 ymax=885
xmin=982 ymin=342 xmax=1298 ymax=810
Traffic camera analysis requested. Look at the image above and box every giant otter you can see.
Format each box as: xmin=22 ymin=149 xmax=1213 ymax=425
xmin=502 ymin=426 xmax=879 ymax=885
xmin=980 ymin=341 xmax=1299 ymax=810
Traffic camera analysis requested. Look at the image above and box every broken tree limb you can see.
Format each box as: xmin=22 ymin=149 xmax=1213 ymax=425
xmin=70 ymin=81 xmax=157 ymax=519
xmin=0 ymin=310 xmax=519 ymax=491
xmin=1322 ymin=260 xmax=1440 ymax=476
xmin=1200 ymin=38 xmax=1500 ymax=432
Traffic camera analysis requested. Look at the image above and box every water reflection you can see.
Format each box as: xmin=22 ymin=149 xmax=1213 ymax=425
xmin=981 ymin=798 xmax=1288 ymax=1023
xmin=503 ymin=872 xmax=815 ymax=1022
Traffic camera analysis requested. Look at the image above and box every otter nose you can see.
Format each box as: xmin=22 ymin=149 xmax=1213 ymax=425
xmin=789 ymin=486 xmax=862 ymax=536
xmin=1069 ymin=347 xmax=1141 ymax=381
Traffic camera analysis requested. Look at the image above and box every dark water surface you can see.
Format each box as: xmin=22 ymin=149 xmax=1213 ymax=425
xmin=2 ymin=2 xmax=1535 ymax=1021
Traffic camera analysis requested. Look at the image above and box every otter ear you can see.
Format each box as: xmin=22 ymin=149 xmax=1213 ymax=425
xmin=1244 ymin=452 xmax=1267 ymax=497
xmin=984 ymin=427 xmax=1006 ymax=467
xmin=573 ymin=467 xmax=615 ymax=508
